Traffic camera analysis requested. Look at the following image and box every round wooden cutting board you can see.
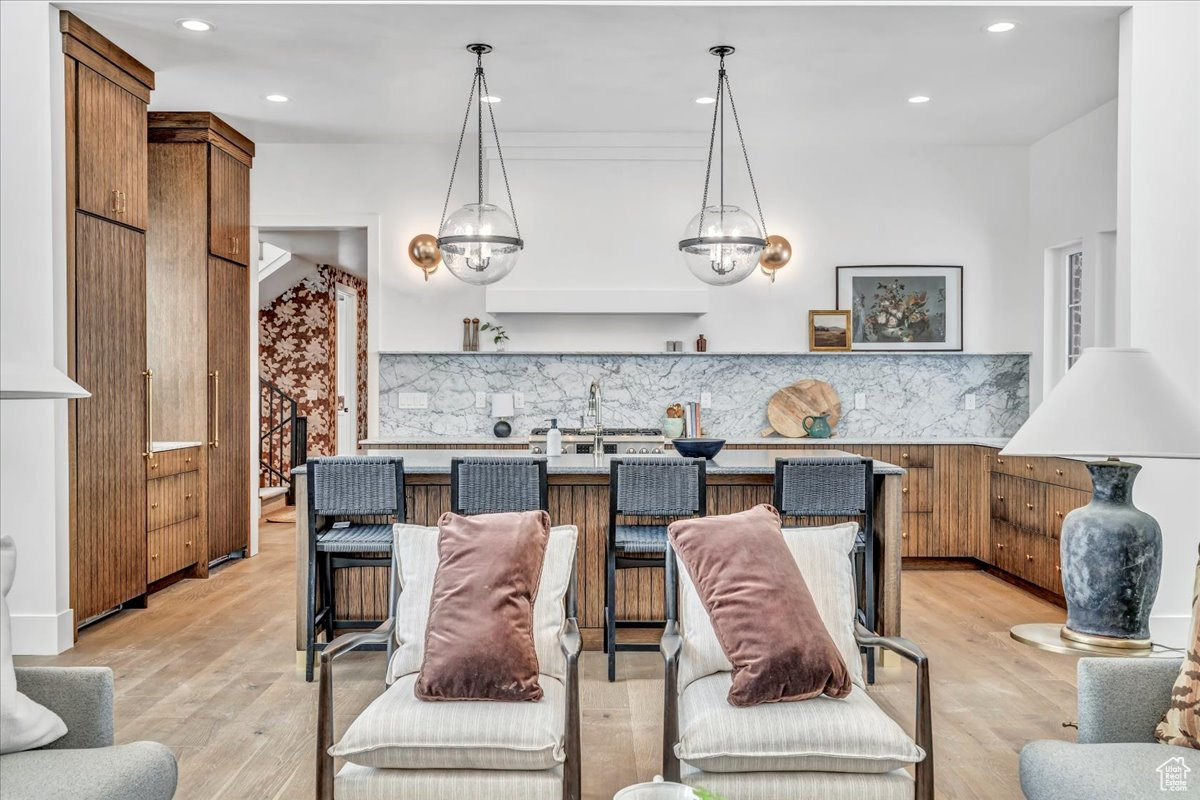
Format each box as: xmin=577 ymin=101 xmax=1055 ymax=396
xmin=762 ymin=379 xmax=842 ymax=438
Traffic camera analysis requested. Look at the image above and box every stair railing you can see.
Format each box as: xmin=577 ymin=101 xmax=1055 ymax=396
xmin=260 ymin=378 xmax=307 ymax=503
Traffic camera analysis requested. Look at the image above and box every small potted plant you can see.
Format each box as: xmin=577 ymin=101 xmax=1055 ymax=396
xmin=480 ymin=321 xmax=510 ymax=351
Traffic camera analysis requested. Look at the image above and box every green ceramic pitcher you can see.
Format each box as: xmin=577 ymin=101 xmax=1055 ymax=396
xmin=803 ymin=414 xmax=832 ymax=439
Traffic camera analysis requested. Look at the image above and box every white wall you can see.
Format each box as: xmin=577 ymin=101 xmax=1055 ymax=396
xmin=0 ymin=1 xmax=74 ymax=654
xmin=252 ymin=140 xmax=1031 ymax=356
xmin=1117 ymin=1 xmax=1200 ymax=648
xmin=1028 ymin=101 xmax=1119 ymax=403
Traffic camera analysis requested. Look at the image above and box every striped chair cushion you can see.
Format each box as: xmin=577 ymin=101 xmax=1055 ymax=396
xmin=676 ymin=672 xmax=923 ymax=774
xmin=331 ymin=672 xmax=565 ymax=770
xmin=316 ymin=524 xmax=394 ymax=553
xmin=614 ymin=525 xmax=669 ymax=554
xmin=680 ymin=762 xmax=913 ymax=799
xmin=387 ymin=524 xmax=578 ymax=683
xmin=678 ymin=522 xmax=865 ymax=692
xmin=336 ymin=763 xmax=563 ymax=800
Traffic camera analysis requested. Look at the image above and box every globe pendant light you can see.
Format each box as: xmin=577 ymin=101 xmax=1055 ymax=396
xmin=679 ymin=46 xmax=769 ymax=286
xmin=436 ymin=44 xmax=523 ymax=285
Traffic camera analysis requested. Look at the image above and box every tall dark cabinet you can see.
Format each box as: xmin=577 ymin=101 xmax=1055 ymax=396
xmin=63 ymin=13 xmax=155 ymax=623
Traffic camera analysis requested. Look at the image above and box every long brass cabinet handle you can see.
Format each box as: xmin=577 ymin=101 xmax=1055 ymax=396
xmin=143 ymin=368 xmax=154 ymax=458
xmin=209 ymin=370 xmax=220 ymax=448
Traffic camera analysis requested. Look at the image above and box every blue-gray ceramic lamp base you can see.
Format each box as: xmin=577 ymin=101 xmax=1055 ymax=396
xmin=1060 ymin=460 xmax=1161 ymax=649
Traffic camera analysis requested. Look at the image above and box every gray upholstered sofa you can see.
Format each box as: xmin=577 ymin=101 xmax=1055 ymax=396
xmin=1 ymin=667 xmax=177 ymax=800
xmin=1020 ymin=657 xmax=1195 ymax=799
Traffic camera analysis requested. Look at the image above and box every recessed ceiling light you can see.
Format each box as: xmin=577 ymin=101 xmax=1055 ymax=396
xmin=986 ymin=21 xmax=1018 ymax=33
xmin=480 ymin=95 xmax=502 ymax=104
xmin=176 ymin=18 xmax=213 ymax=32
xmin=265 ymin=94 xmax=289 ymax=103
xmin=695 ymin=96 xmax=717 ymax=105
xmin=908 ymin=95 xmax=931 ymax=104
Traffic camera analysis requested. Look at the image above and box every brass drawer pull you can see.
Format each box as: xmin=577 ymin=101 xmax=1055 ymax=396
xmin=185 ymin=540 xmax=192 ymax=547
xmin=997 ymin=495 xmax=1005 ymax=501
xmin=151 ymin=553 xmax=159 ymax=560
xmin=150 ymin=502 xmax=159 ymax=509
xmin=184 ymin=493 xmax=193 ymax=500
xmin=1026 ymin=554 xmax=1034 ymax=561
xmin=1026 ymin=503 xmax=1035 ymax=510
xmin=997 ymin=543 xmax=1005 ymax=549
xmin=185 ymin=457 xmax=193 ymax=464
xmin=1055 ymin=565 xmax=1061 ymax=572
xmin=996 ymin=458 xmax=1005 ymax=465
xmin=1026 ymin=463 xmax=1035 ymax=470
xmin=901 ymin=452 xmax=909 ymax=459
xmin=902 ymin=531 xmax=908 ymax=539
xmin=1055 ymin=469 xmax=1064 ymax=476
xmin=1055 ymin=511 xmax=1064 ymax=518
xmin=902 ymin=487 xmax=909 ymax=494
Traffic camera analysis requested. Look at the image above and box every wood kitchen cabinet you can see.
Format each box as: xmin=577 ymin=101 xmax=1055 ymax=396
xmin=207 ymin=256 xmax=251 ymax=561
xmin=64 ymin=13 xmax=156 ymax=626
xmin=148 ymin=113 xmax=254 ymax=565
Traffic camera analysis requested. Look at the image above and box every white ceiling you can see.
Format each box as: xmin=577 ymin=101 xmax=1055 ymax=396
xmin=60 ymin=2 xmax=1122 ymax=146
xmin=259 ymin=228 xmax=368 ymax=278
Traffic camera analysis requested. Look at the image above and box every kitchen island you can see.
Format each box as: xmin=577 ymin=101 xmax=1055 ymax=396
xmin=292 ymin=448 xmax=906 ymax=654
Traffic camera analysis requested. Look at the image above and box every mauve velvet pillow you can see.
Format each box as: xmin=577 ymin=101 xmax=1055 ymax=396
xmin=668 ymin=503 xmax=852 ymax=707
xmin=415 ymin=510 xmax=549 ymax=702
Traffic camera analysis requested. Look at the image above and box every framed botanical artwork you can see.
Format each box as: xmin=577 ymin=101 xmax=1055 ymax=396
xmin=808 ymin=309 xmax=852 ymax=351
xmin=836 ymin=265 xmax=963 ymax=351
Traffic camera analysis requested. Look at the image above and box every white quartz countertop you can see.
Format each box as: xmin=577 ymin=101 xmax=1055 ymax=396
xmin=151 ymin=440 xmax=203 ymax=453
xmin=307 ymin=448 xmax=904 ymax=476
xmin=361 ymin=435 xmax=1011 ymax=449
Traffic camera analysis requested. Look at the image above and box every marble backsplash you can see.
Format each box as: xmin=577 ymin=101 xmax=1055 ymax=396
xmin=377 ymin=352 xmax=1030 ymax=440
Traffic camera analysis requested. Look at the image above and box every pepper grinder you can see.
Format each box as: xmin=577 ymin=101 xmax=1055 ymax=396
xmin=461 ymin=318 xmax=471 ymax=352
xmin=470 ymin=318 xmax=480 ymax=351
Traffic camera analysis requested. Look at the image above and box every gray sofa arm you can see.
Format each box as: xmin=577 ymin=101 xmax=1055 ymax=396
xmin=1077 ymin=657 xmax=1182 ymax=744
xmin=14 ymin=666 xmax=114 ymax=750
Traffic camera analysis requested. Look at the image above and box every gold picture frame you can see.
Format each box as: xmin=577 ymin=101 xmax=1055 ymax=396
xmin=809 ymin=309 xmax=852 ymax=351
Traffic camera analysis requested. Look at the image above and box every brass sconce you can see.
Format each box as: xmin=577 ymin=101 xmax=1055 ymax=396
xmin=758 ymin=234 xmax=792 ymax=283
xmin=408 ymin=234 xmax=441 ymax=282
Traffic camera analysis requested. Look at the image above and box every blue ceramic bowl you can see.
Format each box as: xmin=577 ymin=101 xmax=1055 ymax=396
xmin=672 ymin=438 xmax=725 ymax=459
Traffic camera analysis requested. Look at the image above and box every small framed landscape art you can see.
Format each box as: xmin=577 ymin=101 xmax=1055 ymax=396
xmin=836 ymin=265 xmax=963 ymax=351
xmin=808 ymin=310 xmax=852 ymax=351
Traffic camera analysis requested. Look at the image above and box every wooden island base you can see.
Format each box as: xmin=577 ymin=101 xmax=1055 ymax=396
xmin=292 ymin=450 xmax=904 ymax=654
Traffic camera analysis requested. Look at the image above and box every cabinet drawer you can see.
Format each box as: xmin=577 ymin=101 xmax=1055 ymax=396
xmin=992 ymin=453 xmax=1048 ymax=480
xmin=1046 ymin=486 xmax=1092 ymax=538
xmin=991 ymin=473 xmax=1047 ymax=533
xmin=147 ymin=471 xmax=200 ymax=531
xmin=990 ymin=520 xmax=1019 ymax=572
xmin=901 ymin=467 xmax=933 ymax=512
xmin=147 ymin=446 xmax=202 ymax=479
xmin=1046 ymin=458 xmax=1093 ymax=492
xmin=895 ymin=446 xmax=934 ymax=469
xmin=901 ymin=512 xmax=932 ymax=557
xmin=148 ymin=518 xmax=200 ymax=582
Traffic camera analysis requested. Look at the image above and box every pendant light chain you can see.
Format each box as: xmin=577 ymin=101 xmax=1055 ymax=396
xmin=696 ymin=67 xmax=724 ymax=237
xmin=480 ymin=70 xmax=521 ymax=240
xmin=437 ymin=68 xmax=481 ymax=236
xmin=723 ymin=72 xmax=768 ymax=239
xmin=437 ymin=47 xmax=521 ymax=241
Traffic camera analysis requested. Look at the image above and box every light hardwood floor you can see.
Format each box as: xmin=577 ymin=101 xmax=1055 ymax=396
xmin=21 ymin=520 xmax=1080 ymax=799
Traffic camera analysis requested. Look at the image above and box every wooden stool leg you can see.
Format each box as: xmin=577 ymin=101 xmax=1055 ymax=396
xmin=606 ymin=548 xmax=617 ymax=683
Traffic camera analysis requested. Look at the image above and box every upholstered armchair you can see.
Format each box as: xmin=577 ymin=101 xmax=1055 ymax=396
xmin=316 ymin=523 xmax=581 ymax=800
xmin=661 ymin=523 xmax=934 ymax=799
xmin=1020 ymin=657 xmax=1193 ymax=799
xmin=1 ymin=667 xmax=178 ymax=800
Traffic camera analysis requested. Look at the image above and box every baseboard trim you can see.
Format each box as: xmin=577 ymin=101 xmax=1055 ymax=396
xmin=902 ymin=557 xmax=981 ymax=571
xmin=11 ymin=609 xmax=75 ymax=655
xmin=978 ymin=563 xmax=1067 ymax=608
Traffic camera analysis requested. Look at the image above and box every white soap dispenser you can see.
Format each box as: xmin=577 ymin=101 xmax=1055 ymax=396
xmin=546 ymin=418 xmax=563 ymax=457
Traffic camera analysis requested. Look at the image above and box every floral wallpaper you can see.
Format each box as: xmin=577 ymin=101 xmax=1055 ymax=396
xmin=259 ymin=264 xmax=367 ymax=485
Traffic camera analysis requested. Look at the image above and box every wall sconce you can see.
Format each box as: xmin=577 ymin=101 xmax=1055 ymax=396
xmin=408 ymin=234 xmax=442 ymax=282
xmin=758 ymin=234 xmax=792 ymax=283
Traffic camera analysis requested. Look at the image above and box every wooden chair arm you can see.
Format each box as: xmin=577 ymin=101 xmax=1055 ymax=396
xmin=661 ymin=620 xmax=682 ymax=782
xmin=855 ymin=622 xmax=934 ymax=800
xmin=316 ymin=619 xmax=394 ymax=800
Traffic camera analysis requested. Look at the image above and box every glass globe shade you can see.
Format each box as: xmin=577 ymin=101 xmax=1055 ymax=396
xmin=438 ymin=203 xmax=522 ymax=285
xmin=679 ymin=205 xmax=765 ymax=286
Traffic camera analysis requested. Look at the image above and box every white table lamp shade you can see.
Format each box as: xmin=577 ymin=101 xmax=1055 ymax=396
xmin=1002 ymin=348 xmax=1200 ymax=459
xmin=0 ymin=361 xmax=89 ymax=400
xmin=490 ymin=392 xmax=515 ymax=418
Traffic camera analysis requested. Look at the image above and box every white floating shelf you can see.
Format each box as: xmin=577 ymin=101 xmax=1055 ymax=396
xmin=485 ymin=287 xmax=709 ymax=315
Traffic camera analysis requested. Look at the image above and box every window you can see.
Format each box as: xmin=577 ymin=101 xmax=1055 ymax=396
xmin=1066 ymin=250 xmax=1083 ymax=368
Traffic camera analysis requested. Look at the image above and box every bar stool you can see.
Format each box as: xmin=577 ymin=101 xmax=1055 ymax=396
xmin=773 ymin=455 xmax=877 ymax=683
xmin=450 ymin=456 xmax=549 ymax=515
xmin=305 ymin=456 xmax=405 ymax=682
xmin=607 ymin=457 xmax=706 ymax=682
